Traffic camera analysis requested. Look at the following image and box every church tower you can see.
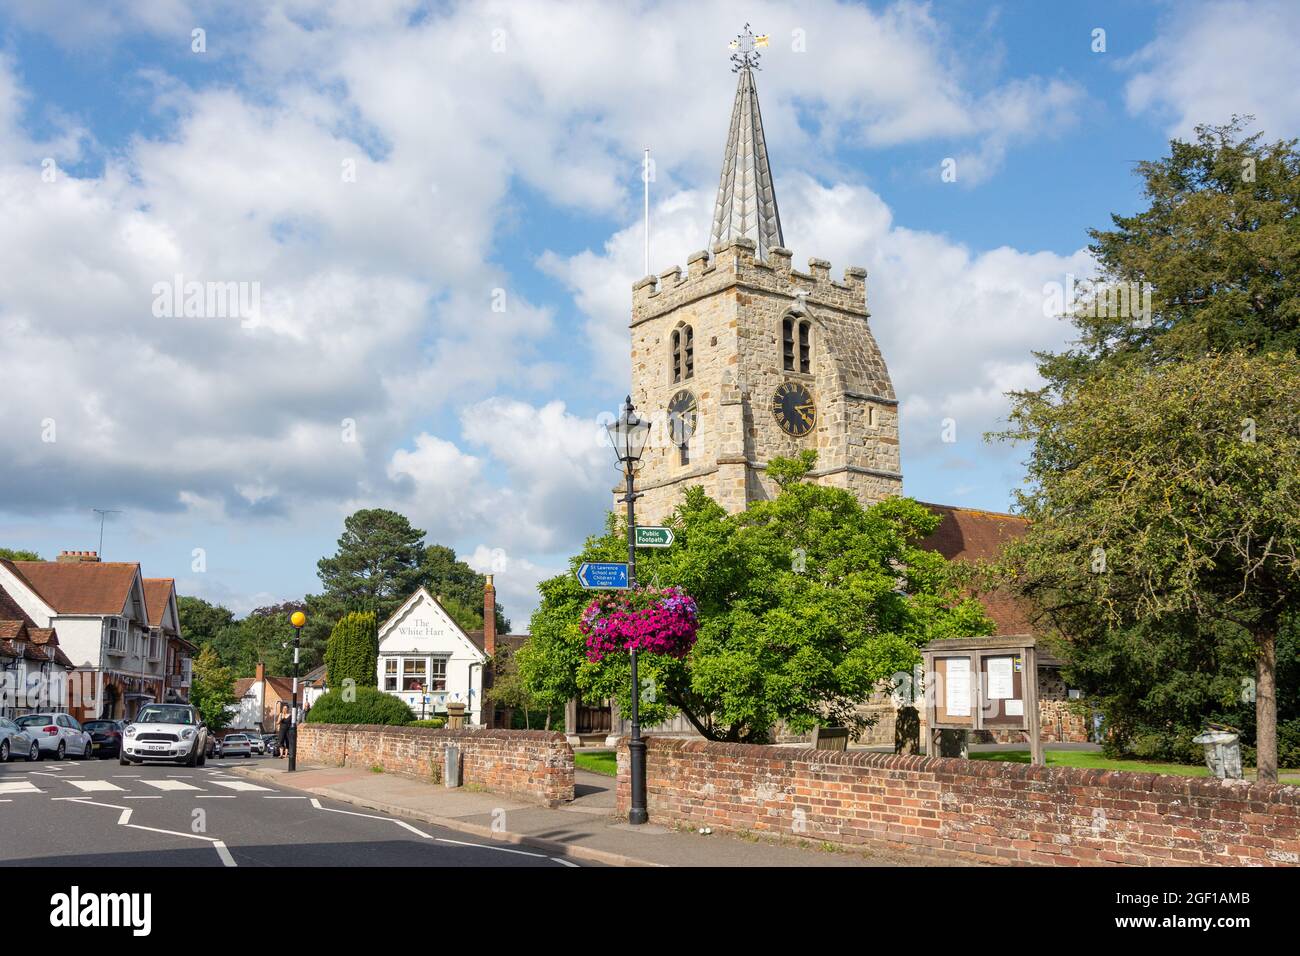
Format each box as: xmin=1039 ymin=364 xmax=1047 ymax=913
xmin=627 ymin=26 xmax=902 ymax=522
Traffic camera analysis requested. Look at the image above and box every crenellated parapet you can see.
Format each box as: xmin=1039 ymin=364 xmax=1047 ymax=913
xmin=631 ymin=238 xmax=869 ymax=326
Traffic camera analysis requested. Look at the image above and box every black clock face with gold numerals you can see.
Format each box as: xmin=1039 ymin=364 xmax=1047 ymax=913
xmin=772 ymin=382 xmax=817 ymax=437
xmin=667 ymin=389 xmax=697 ymax=444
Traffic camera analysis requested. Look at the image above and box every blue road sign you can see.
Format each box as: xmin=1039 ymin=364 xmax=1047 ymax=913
xmin=577 ymin=562 xmax=630 ymax=589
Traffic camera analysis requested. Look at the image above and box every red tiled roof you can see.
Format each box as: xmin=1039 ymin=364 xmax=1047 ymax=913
xmin=142 ymin=578 xmax=175 ymax=627
xmin=0 ymin=580 xmax=36 ymax=626
xmin=917 ymin=502 xmax=1043 ymax=644
xmin=7 ymin=561 xmax=139 ymax=615
xmin=233 ymin=678 xmax=256 ymax=698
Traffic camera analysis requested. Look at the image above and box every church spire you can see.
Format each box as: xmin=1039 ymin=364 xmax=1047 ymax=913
xmin=709 ymin=24 xmax=784 ymax=261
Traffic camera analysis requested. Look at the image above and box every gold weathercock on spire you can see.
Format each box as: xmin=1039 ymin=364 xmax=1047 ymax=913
xmin=711 ymin=24 xmax=783 ymax=261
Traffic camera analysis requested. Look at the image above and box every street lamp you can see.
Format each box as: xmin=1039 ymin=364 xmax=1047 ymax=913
xmin=605 ymin=395 xmax=653 ymax=825
xmin=288 ymin=610 xmax=306 ymax=772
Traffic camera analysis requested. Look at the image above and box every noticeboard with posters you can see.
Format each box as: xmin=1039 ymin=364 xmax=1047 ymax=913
xmin=921 ymin=636 xmax=1043 ymax=765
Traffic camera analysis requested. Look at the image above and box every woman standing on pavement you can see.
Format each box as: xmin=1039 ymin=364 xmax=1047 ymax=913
xmin=277 ymin=703 xmax=292 ymax=759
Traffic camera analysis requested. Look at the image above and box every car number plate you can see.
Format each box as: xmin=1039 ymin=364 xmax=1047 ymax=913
xmin=145 ymin=744 xmax=168 ymax=751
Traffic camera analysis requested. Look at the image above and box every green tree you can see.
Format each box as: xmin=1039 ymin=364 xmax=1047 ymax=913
xmin=420 ymin=544 xmax=510 ymax=633
xmin=176 ymin=596 xmax=235 ymax=646
xmin=1001 ymin=352 xmax=1300 ymax=781
xmin=523 ymin=453 xmax=991 ymax=743
xmin=0 ymin=548 xmax=41 ymax=561
xmin=189 ymin=645 xmax=238 ymax=733
xmin=316 ymin=509 xmax=426 ymax=623
xmin=1003 ymin=119 xmax=1300 ymax=781
xmin=323 ymin=611 xmax=379 ymax=689
xmin=487 ymin=640 xmax=546 ymax=729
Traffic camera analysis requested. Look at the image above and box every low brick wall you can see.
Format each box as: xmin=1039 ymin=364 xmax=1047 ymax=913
xmin=299 ymin=724 xmax=574 ymax=807
xmin=616 ymin=737 xmax=1300 ymax=866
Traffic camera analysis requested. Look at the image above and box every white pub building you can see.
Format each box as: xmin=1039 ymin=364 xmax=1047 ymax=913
xmin=377 ymin=585 xmax=491 ymax=724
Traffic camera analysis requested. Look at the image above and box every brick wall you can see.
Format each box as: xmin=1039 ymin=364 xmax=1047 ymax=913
xmin=298 ymin=724 xmax=574 ymax=807
xmin=616 ymin=737 xmax=1300 ymax=866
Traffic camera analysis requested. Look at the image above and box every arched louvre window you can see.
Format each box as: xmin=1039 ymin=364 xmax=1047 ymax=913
xmin=672 ymin=325 xmax=694 ymax=382
xmin=798 ymin=320 xmax=811 ymax=373
xmin=782 ymin=317 xmax=795 ymax=371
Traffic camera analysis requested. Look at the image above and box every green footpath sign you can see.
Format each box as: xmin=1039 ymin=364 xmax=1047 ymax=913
xmin=634 ymin=526 xmax=674 ymax=548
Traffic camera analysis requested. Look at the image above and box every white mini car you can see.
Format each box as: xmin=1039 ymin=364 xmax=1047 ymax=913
xmin=121 ymin=703 xmax=209 ymax=767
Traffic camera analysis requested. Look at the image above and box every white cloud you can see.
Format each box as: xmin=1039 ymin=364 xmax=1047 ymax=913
xmin=1124 ymin=1 xmax=1300 ymax=138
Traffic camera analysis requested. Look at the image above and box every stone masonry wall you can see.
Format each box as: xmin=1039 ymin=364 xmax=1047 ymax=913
xmin=298 ymin=724 xmax=574 ymax=807
xmin=628 ymin=237 xmax=902 ymax=523
xmin=616 ymin=737 xmax=1300 ymax=866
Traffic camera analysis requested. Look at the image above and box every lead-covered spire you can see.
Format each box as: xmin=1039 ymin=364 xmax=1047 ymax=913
xmin=709 ymin=24 xmax=784 ymax=261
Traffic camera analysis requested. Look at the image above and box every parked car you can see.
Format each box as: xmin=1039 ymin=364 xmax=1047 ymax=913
xmin=221 ymin=733 xmax=252 ymax=758
xmin=15 ymin=712 xmax=92 ymax=760
xmin=205 ymin=734 xmax=222 ymax=758
xmin=247 ymin=733 xmax=266 ymax=755
xmin=82 ymin=719 xmax=126 ymax=758
xmin=0 ymin=716 xmax=41 ymax=762
xmin=262 ymin=734 xmax=280 ymax=756
xmin=120 ymin=703 xmax=209 ymax=767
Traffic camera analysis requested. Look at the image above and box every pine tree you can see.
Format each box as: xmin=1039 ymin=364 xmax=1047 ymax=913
xmin=323 ymin=611 xmax=379 ymax=689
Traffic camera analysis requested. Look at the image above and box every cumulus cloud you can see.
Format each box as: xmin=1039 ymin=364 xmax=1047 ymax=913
xmin=1123 ymin=0 xmax=1300 ymax=138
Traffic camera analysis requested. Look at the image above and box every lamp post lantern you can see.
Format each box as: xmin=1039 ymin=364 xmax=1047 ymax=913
xmin=288 ymin=611 xmax=306 ymax=771
xmin=605 ymin=395 xmax=653 ymax=825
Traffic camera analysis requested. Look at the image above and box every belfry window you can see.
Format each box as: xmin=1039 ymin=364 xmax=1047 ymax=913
xmin=672 ymin=325 xmax=694 ymax=382
xmin=798 ymin=320 xmax=811 ymax=373
xmin=679 ymin=437 xmax=691 ymax=466
xmin=782 ymin=317 xmax=795 ymax=371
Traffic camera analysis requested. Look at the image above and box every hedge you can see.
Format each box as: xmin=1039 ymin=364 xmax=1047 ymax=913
xmin=305 ymin=686 xmax=414 ymax=726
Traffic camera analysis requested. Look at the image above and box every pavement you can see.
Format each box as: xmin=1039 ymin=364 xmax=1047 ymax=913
xmin=228 ymin=758 xmax=924 ymax=867
xmin=0 ymin=753 xmax=587 ymax=867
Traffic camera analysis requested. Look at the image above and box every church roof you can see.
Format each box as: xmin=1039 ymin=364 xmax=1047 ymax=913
xmin=709 ymin=52 xmax=783 ymax=261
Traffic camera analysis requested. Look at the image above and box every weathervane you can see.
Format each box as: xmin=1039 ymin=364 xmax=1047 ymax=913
xmin=729 ymin=23 xmax=769 ymax=72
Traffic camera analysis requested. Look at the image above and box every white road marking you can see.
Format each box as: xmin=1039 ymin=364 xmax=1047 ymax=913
xmin=31 ymin=771 xmax=81 ymax=778
xmin=550 ymin=857 xmax=580 ymax=868
xmin=140 ymin=779 xmax=201 ymax=791
xmin=61 ymin=796 xmax=235 ymax=866
xmin=308 ymin=798 xmax=432 ymax=839
xmin=196 ymin=795 xmax=236 ymax=799
xmin=124 ymin=796 xmax=162 ymax=800
xmin=434 ymin=836 xmax=547 ymax=859
xmin=67 ymin=780 xmax=125 ymax=792
xmin=264 ymin=795 xmax=307 ymax=800
xmin=0 ymin=781 xmax=40 ymax=794
xmin=210 ymin=780 xmax=272 ymax=792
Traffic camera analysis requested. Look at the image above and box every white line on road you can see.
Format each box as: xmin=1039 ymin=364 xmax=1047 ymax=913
xmin=0 ymin=781 xmax=41 ymax=794
xmin=124 ymin=796 xmax=162 ymax=800
xmin=434 ymin=836 xmax=547 ymax=859
xmin=308 ymin=798 xmax=432 ymax=839
xmin=67 ymin=780 xmax=125 ymax=792
xmin=264 ymin=796 xmax=308 ymax=799
xmin=140 ymin=779 xmax=201 ymax=791
xmin=550 ymin=857 xmax=580 ymax=868
xmin=210 ymin=780 xmax=273 ymax=792
xmin=195 ymin=795 xmax=236 ymax=799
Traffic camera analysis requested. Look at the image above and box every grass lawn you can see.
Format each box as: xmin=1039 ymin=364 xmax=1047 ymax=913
xmin=574 ymin=750 xmax=617 ymax=777
xmin=970 ymin=749 xmax=1300 ymax=783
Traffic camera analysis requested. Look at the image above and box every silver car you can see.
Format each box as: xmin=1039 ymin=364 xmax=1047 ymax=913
xmin=0 ymin=717 xmax=41 ymax=762
xmin=221 ymin=733 xmax=252 ymax=758
xmin=15 ymin=713 xmax=92 ymax=760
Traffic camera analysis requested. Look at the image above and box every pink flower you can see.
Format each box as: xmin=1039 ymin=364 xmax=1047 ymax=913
xmin=579 ymin=586 xmax=699 ymax=662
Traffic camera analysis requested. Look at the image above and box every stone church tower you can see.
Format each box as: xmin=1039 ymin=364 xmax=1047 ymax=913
xmin=627 ymin=29 xmax=902 ymax=522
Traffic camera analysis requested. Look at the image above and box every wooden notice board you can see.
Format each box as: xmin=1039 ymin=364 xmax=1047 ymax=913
xmin=980 ymin=653 xmax=1025 ymax=728
xmin=933 ymin=655 xmax=975 ymax=727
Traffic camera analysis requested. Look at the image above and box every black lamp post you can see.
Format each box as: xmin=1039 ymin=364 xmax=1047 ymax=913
xmin=605 ymin=395 xmax=653 ymax=825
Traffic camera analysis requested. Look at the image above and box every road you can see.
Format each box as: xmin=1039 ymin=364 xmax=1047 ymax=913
xmin=0 ymin=752 xmax=585 ymax=867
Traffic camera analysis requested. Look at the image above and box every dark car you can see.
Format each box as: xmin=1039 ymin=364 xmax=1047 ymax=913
xmin=82 ymin=719 xmax=126 ymax=758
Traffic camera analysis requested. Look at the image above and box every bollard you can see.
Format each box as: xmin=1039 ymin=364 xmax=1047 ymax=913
xmin=443 ymin=743 xmax=461 ymax=788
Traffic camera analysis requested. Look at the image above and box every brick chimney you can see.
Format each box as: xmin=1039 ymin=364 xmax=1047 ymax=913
xmin=483 ymin=574 xmax=496 ymax=658
xmin=57 ymin=550 xmax=101 ymax=563
xmin=255 ymin=661 xmax=265 ymax=683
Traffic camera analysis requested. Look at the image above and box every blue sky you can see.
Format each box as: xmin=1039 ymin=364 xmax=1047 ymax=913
xmin=1 ymin=0 xmax=1296 ymax=627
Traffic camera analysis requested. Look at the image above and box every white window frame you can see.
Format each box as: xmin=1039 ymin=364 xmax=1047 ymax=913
xmin=103 ymin=616 xmax=128 ymax=653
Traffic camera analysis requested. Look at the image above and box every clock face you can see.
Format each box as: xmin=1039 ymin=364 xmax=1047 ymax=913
xmin=667 ymin=389 xmax=697 ymax=444
xmin=772 ymin=382 xmax=816 ymax=437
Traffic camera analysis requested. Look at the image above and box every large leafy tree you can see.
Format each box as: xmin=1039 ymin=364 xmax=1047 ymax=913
xmin=521 ymin=453 xmax=991 ymax=743
xmin=420 ymin=544 xmax=510 ymax=634
xmin=0 ymin=548 xmax=41 ymax=561
xmin=176 ymin=596 xmax=235 ymax=646
xmin=189 ymin=645 xmax=238 ymax=733
xmin=1002 ymin=119 xmax=1300 ymax=781
xmin=316 ymin=509 xmax=427 ymax=623
xmin=1002 ymin=352 xmax=1300 ymax=781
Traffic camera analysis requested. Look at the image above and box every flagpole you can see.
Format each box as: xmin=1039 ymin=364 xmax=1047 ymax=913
xmin=643 ymin=146 xmax=650 ymax=277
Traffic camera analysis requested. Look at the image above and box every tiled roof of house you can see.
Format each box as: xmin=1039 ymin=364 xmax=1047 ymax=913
xmin=142 ymin=578 xmax=175 ymax=628
xmin=466 ymin=631 xmax=528 ymax=654
xmin=0 ymin=579 xmax=36 ymax=626
xmin=916 ymin=503 xmax=1058 ymax=663
xmin=6 ymin=560 xmax=139 ymax=615
xmin=232 ymin=678 xmax=257 ymax=698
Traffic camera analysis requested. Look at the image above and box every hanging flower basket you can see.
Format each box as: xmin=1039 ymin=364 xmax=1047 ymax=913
xmin=580 ymin=586 xmax=699 ymax=663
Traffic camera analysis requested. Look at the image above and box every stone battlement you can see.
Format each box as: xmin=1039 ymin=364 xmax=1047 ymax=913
xmin=632 ymin=237 xmax=869 ymax=325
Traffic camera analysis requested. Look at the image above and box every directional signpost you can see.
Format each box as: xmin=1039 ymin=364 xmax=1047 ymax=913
xmin=634 ymin=526 xmax=674 ymax=548
xmin=577 ymin=561 xmax=630 ymax=589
